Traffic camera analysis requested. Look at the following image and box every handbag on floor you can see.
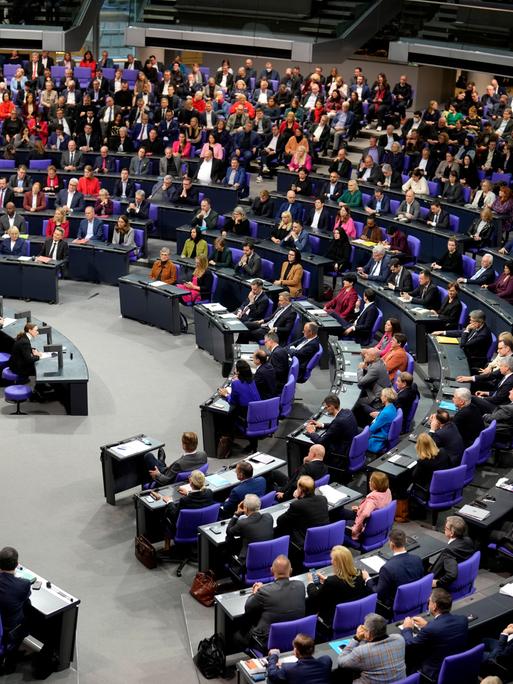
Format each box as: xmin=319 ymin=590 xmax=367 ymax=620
xmin=190 ymin=569 xmax=217 ymax=607
xmin=194 ymin=633 xmax=226 ymax=679
xmin=135 ymin=535 xmax=157 ymax=569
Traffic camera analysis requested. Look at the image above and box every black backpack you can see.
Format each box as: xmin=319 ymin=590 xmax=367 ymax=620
xmin=194 ymin=633 xmax=226 ymax=679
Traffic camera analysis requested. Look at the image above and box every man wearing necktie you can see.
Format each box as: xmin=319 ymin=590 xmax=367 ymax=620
xmin=472 ymin=357 xmax=513 ymax=413
xmin=36 ymin=227 xmax=68 ymax=263
xmin=458 ymin=253 xmax=495 ymax=286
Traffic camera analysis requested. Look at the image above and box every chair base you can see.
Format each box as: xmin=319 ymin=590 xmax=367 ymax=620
xmin=10 ymin=402 xmax=27 ymax=415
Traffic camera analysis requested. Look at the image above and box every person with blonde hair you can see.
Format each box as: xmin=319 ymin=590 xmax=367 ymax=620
xmin=45 ymin=207 xmax=70 ymax=238
xmin=306 ymin=545 xmax=368 ymax=626
xmin=176 ymin=254 xmax=213 ymax=304
xmin=270 ymin=210 xmax=293 ymax=244
xmin=367 ymin=388 xmax=398 ymax=453
xmin=411 ymin=432 xmax=450 ymax=495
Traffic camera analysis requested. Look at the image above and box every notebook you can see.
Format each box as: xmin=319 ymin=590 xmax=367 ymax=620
xmin=459 ymin=504 xmax=490 ymax=521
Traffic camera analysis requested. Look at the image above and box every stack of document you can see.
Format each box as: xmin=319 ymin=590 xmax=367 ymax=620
xmin=436 ymin=336 xmax=460 ymax=344
xmin=388 ymin=454 xmax=416 ymax=469
xmin=1 ymin=317 xmax=15 ymax=327
xmin=496 ymin=477 xmax=513 ymax=492
xmin=206 ymin=474 xmax=229 ymax=487
xmin=149 ymin=280 xmax=166 ymax=287
xmin=361 ymin=555 xmax=387 ymax=573
xmin=250 ymin=453 xmax=274 ymax=465
xmin=110 ymin=439 xmax=149 ymax=457
xmin=318 ymin=485 xmax=349 ymax=506
xmin=309 ymin=308 xmax=329 ymax=317
xmin=459 ymin=504 xmax=491 ymax=521
xmin=500 ymin=583 xmax=513 ymax=597
xmin=412 ymin=307 xmax=432 ymax=315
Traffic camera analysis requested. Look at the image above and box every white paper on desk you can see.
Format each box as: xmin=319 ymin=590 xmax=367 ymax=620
xmin=310 ymin=308 xmax=329 ymax=316
xmin=250 ymin=453 xmax=274 ymax=465
xmin=318 ymin=484 xmax=349 ymax=506
xmin=18 ymin=256 xmax=32 ymax=261
xmin=110 ymin=439 xmax=149 ymax=457
xmin=203 ymin=303 xmax=226 ymax=312
xmin=459 ymin=504 xmax=490 ymax=521
xmin=1 ymin=317 xmax=15 ymax=327
xmin=219 ymin=313 xmax=239 ymax=320
xmin=388 ymin=454 xmax=402 ymax=463
xmin=212 ymin=399 xmax=229 ymax=409
xmin=280 ymin=656 xmax=298 ymax=664
xmin=412 ymin=307 xmax=431 ymax=315
xmin=361 ymin=555 xmax=387 ymax=573
xmin=149 ymin=280 xmax=166 ymax=287
xmin=500 ymin=583 xmax=513 ymax=598
xmin=343 ymin=371 xmax=358 ymax=381
xmin=180 ymin=484 xmax=192 ymax=494
xmin=39 ymin=352 xmax=54 ymax=359
xmin=496 ymin=477 xmax=513 ymax=492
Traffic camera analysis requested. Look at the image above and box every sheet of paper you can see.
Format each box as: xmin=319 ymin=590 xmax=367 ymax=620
xmin=439 ymin=400 xmax=456 ymax=411
xmin=318 ymin=484 xmax=349 ymax=506
xmin=18 ymin=255 xmax=32 ymax=261
xmin=219 ymin=313 xmax=239 ymax=320
xmin=149 ymin=280 xmax=166 ymax=287
xmin=110 ymin=439 xmax=149 ymax=457
xmin=39 ymin=352 xmax=55 ymax=359
xmin=459 ymin=504 xmax=490 ymax=521
xmin=343 ymin=371 xmax=358 ymax=381
xmin=436 ymin=336 xmax=460 ymax=344
xmin=250 ymin=453 xmax=274 ymax=465
xmin=500 ymin=583 xmax=513 ymax=598
xmin=1 ymin=317 xmax=16 ymax=327
xmin=203 ymin=303 xmax=226 ymax=312
xmin=388 ymin=454 xmax=402 ymax=463
xmin=207 ymin=474 xmax=229 ymax=487
xmin=361 ymin=555 xmax=387 ymax=573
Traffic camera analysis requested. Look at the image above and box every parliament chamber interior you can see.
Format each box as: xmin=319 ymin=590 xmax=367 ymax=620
xmin=2 ymin=1 xmax=513 ymax=682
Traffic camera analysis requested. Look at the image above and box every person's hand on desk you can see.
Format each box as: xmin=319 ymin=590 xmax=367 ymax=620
xmin=481 ymin=284 xmax=489 ymax=289
xmin=456 ymin=375 xmax=473 ymax=382
xmin=32 ymin=349 xmax=42 ymax=358
xmin=343 ymin=326 xmax=355 ymax=335
xmin=400 ymin=293 xmax=412 ymax=302
xmin=499 ymin=247 xmax=507 ymax=254
xmin=361 ymin=569 xmax=370 ymax=582
xmin=177 ymin=486 xmax=188 ymax=496
xmin=501 ymin=623 xmax=513 ymax=636
xmin=475 ymin=390 xmax=490 ymax=397
xmin=218 ymin=387 xmax=230 ymax=397
xmin=275 ymin=491 xmax=284 ymax=500
xmin=305 ymin=423 xmax=318 ymax=434
xmin=430 ymin=309 xmax=438 ymax=316
xmin=369 ymin=410 xmax=379 ymax=418
xmin=252 ymin=581 xmax=264 ymax=594
xmin=149 ymin=467 xmax=160 ymax=480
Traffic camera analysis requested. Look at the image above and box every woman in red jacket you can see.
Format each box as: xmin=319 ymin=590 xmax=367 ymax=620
xmin=324 ymin=272 xmax=359 ymax=323
xmin=77 ymin=166 xmax=101 ymax=197
xmin=79 ymin=50 xmax=97 ymax=75
xmin=46 ymin=208 xmax=70 ymax=239
xmin=483 ymin=261 xmax=513 ymax=304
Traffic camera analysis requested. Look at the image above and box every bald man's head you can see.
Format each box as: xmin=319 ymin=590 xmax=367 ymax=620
xmin=272 ymin=555 xmax=292 ymax=579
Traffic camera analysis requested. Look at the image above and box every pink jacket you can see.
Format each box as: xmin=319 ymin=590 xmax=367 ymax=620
xmin=351 ymin=489 xmax=392 ymax=540
xmin=334 ymin=216 xmax=356 ymax=239
xmin=288 ymin=153 xmax=313 ymax=173
xmin=172 ymin=140 xmax=192 ymax=157
xmin=200 ymin=142 xmax=224 ymax=160
xmin=376 ymin=332 xmax=393 ymax=357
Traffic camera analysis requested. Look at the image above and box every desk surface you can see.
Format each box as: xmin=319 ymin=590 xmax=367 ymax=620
xmin=17 ymin=566 xmax=80 ymax=618
xmin=103 ymin=434 xmax=164 ymax=461
xmin=118 ymin=272 xmax=185 ymax=298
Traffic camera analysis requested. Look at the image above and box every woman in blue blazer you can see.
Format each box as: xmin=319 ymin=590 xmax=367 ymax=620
xmin=218 ymin=359 xmax=261 ymax=456
xmin=0 ymin=226 xmax=25 ymax=256
xmin=368 ymin=388 xmax=398 ymax=453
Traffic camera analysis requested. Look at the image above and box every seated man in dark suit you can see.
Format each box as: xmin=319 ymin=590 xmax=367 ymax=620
xmin=400 ymin=269 xmax=441 ymax=311
xmin=264 ymin=332 xmax=290 ymax=394
xmin=0 ymin=546 xmax=31 ymax=671
xmin=272 ymin=444 xmax=328 ymax=502
xmin=451 ymin=387 xmax=484 ymax=448
xmin=143 ymin=431 xmax=207 ymax=486
xmin=471 ymin=356 xmax=513 ymax=414
xmin=386 ymin=258 xmax=413 ymax=293
xmin=437 ymin=309 xmax=492 ymax=373
xmin=429 ymin=515 xmax=475 ymax=589
xmin=395 ymin=372 xmax=419 ymax=431
xmin=305 ymin=394 xmax=359 ymax=470
xmin=233 ymin=555 xmax=305 ymax=651
xmin=425 ymin=200 xmax=450 ymax=230
xmin=275 ymin=475 xmax=329 ymax=547
xmin=340 ymin=289 xmax=380 ymax=345
xmin=238 ymin=292 xmax=296 ymax=345
xmin=267 ymin=634 xmax=332 ymax=684
xmin=401 ymin=588 xmax=468 ymax=681
xmin=363 ymin=528 xmax=424 ymax=616
xmin=457 ymin=252 xmax=495 ymax=287
xmin=253 ymin=350 xmax=277 ymax=399
xmin=127 ymin=189 xmax=150 ymax=220
xmin=428 ymin=409 xmax=465 ymax=465
xmin=481 ymin=622 xmax=513 ymax=680
xmin=113 ymin=169 xmax=136 ymax=200
xmin=226 ymin=493 xmax=274 ymax=565
xmin=169 ymin=176 xmax=199 ymax=206
xmin=483 ymin=386 xmax=513 ymax=441
xmin=357 ymin=245 xmax=391 ymax=284
xmin=55 ymin=178 xmax=85 ymax=213
xmin=364 ymin=188 xmax=391 ymax=216
xmin=74 ymin=205 xmax=104 ymax=242
xmin=220 ymin=461 xmax=266 ymax=517
xmin=285 ymin=322 xmax=321 ymax=382
xmin=35 ymin=226 xmax=69 ymax=262
xmin=235 ymin=280 xmax=270 ymax=325
xmin=234 ymin=241 xmax=262 ymax=278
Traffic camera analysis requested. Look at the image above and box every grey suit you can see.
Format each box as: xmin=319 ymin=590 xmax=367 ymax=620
xmin=396 ymin=199 xmax=420 ymax=220
xmin=129 ymin=157 xmax=151 ymax=175
xmin=155 ymin=450 xmax=207 ymax=486
xmin=484 ymin=402 xmax=513 ymax=441
xmin=226 ymin=511 xmax=274 ymax=560
xmin=0 ymin=214 xmax=27 ymax=233
xmin=60 ymin=150 xmax=84 ymax=169
xmin=245 ymin=578 xmax=306 ymax=642
xmin=357 ymin=359 xmax=391 ymax=406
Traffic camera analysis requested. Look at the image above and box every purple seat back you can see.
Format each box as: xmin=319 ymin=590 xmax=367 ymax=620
xmin=245 ymin=397 xmax=280 ymax=438
xmin=446 ymin=550 xmax=480 ymax=600
xmin=461 ymin=436 xmax=481 ymax=486
xmin=346 ymin=501 xmax=397 ymax=552
xmin=175 ymin=461 xmax=208 ymax=483
xmin=245 ymin=535 xmax=290 ymax=585
xmin=29 ymin=159 xmax=52 ymax=170
xmin=333 ymin=594 xmax=378 ymax=637
xmin=462 ymin=255 xmax=476 ymax=279
xmin=369 ymin=309 xmax=383 ymax=343
xmin=427 ymin=465 xmax=466 ymax=510
xmin=478 ymin=420 xmax=496 ymax=464
xmin=249 ymin=220 xmax=258 ymax=239
xmin=437 ymin=285 xmax=448 ymax=303
xmin=354 ymin=220 xmax=364 ymax=238
xmin=314 ymin=474 xmax=330 ymax=488
xmin=387 ymin=409 xmax=403 ymax=449
xmin=411 ymin=272 xmax=419 ymax=289
xmin=303 ymin=520 xmax=344 ymax=568
xmin=392 ymin=573 xmax=434 ymax=620
xmin=261 ymin=258 xmax=275 ymax=281
xmin=449 ymin=214 xmax=460 ymax=231
xmin=279 ymin=375 xmax=296 ymax=418
xmin=404 ymin=396 xmax=420 ymax=433
xmin=419 ymin=206 xmax=429 ymax=220
xmin=289 ymin=357 xmax=299 ymax=382
xmin=286 ymin=314 xmax=301 ymax=345
xmin=299 ymin=346 xmax=322 ymax=383
xmin=0 ymin=160 xmax=16 ymax=170
xmin=348 ymin=426 xmax=369 ymax=473
xmin=174 ymin=503 xmax=220 ymax=543
xmin=491 ymin=172 xmax=512 ymax=185
xmin=267 ymin=615 xmax=317 ymax=651
xmin=427 ymin=180 xmax=439 ymax=196
xmin=259 ymin=491 xmax=277 ymax=509
xmin=148 ymin=204 xmax=159 ymax=223
xmin=4 ymin=64 xmax=20 ymax=79
xmin=406 ymin=353 xmax=414 ymax=375
xmin=308 ymin=236 xmax=321 ymax=254
xmin=51 ymin=65 xmax=66 ymax=80
xmin=300 ymin=270 xmax=311 ymax=297
xmin=111 ymin=200 xmax=122 ymax=215
xmin=231 ymin=247 xmax=243 ymax=263
xmin=406 ymin=236 xmax=421 ymax=263
xmin=458 ymin=301 xmax=468 ymax=328
xmin=437 ymin=643 xmax=484 ymax=684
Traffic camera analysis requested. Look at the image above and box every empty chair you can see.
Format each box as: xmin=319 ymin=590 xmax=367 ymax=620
xmin=303 ymin=521 xmax=344 ymax=569
xmin=347 ymin=426 xmax=369 ymax=474
xmin=405 ymin=236 xmax=421 ymax=265
xmin=477 ymin=420 xmax=496 ymax=465
xmin=462 ymin=255 xmax=476 ymax=280
xmin=2 ymin=368 xmax=28 ymax=385
xmin=242 ymin=536 xmax=290 ymax=585
xmin=404 ymin=396 xmax=420 ymax=433
xmin=29 ymin=159 xmax=52 ymax=170
xmin=411 ymin=465 xmax=466 ymax=526
xmin=446 ymin=551 xmax=480 ymax=600
xmin=314 ymin=474 xmax=330 ymax=488
xmin=297 ymin=347 xmax=323 ymax=384
xmin=406 ymin=353 xmax=415 ymax=375
xmin=458 ymin=300 xmax=468 ymax=328
xmin=491 ymin=172 xmax=512 ymax=185
xmin=289 ymin=357 xmax=299 ymax=383
xmin=437 ymin=643 xmax=484 ymax=684
xmin=171 ymin=503 xmax=220 ymax=576
xmin=345 ymin=501 xmax=397 ymax=552
xmin=332 ymin=594 xmax=378 ymax=638
xmin=4 ymin=385 xmax=32 ymax=414
xmin=236 ymin=397 xmax=280 ymax=451
xmin=461 ymin=436 xmax=481 ymax=486
xmin=279 ymin=375 xmax=296 ymax=419
xmin=387 ymin=409 xmax=404 ymax=450
xmin=174 ymin=462 xmax=209 ymax=483
xmin=392 ymin=573 xmax=434 ymax=621
xmin=0 ymin=353 xmax=11 ymax=370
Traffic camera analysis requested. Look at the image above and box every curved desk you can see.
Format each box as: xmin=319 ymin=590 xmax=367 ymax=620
xmin=0 ymin=255 xmax=65 ymax=303
xmin=0 ymin=309 xmax=89 ymax=415
xmin=118 ymin=273 xmax=185 ymax=334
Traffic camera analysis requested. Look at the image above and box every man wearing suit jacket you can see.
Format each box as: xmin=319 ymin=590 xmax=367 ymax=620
xmin=274 ymin=444 xmax=328 ymax=502
xmin=223 ymin=158 xmax=248 ymax=197
xmin=124 ymin=55 xmax=143 ymax=71
xmin=357 ymin=156 xmax=383 ymax=184
xmin=365 ymin=188 xmax=391 ymax=216
xmin=36 ymin=227 xmax=69 ymax=261
xmin=169 ymin=177 xmax=199 ymax=206
xmin=306 ymin=394 xmax=359 ymax=469
xmin=93 ymin=147 xmax=116 ymax=174
xmin=357 ymin=245 xmax=391 ymax=283
xmin=265 ymin=333 xmax=290 ymax=394
xmin=275 ymin=190 xmax=303 ymax=221
xmin=191 ymin=199 xmax=219 ymax=232
xmin=430 ymin=515 xmax=475 ymax=590
xmin=320 ymin=172 xmax=344 ymax=203
xmin=286 ymin=322 xmax=321 ymax=382
xmin=396 ymin=189 xmax=420 ymax=221
xmin=275 ymin=476 xmax=329 ymax=546
xmin=425 ymin=200 xmax=450 ymax=230
xmin=442 ymin=309 xmax=492 ymax=372
xmin=355 ymin=347 xmax=391 ymax=416
xmin=400 ymin=270 xmax=441 ymax=310
xmin=193 ymin=150 xmax=224 ymax=183
xmin=305 ymin=199 xmax=332 ymax=232
xmin=386 ymin=259 xmax=413 ymax=292
xmin=129 ymin=148 xmax=151 ymax=176
xmin=0 ymin=177 xmax=14 ymax=208
xmin=0 ymin=546 xmax=32 ymax=659
xmin=234 ymin=242 xmax=262 ymax=278
xmin=395 ymin=372 xmax=419 ymax=432
xmin=253 ymin=350 xmax=278 ymax=399
xmin=451 ymin=387 xmax=485 ymax=448
xmin=239 ymin=292 xmax=296 ymax=345
xmin=55 ymin=179 xmax=85 ymax=213
xmin=363 ymin=529 xmax=424 ymax=614
xmin=267 ymin=634 xmax=332 ymax=684
xmin=226 ymin=493 xmax=274 ymax=562
xmin=328 ymin=148 xmax=353 ymax=180
xmin=144 ymin=432 xmax=207 ymax=486
xmin=484 ymin=387 xmax=513 ymax=440
xmin=60 ymin=141 xmax=84 ymax=172
xmin=235 ymin=280 xmax=269 ymax=323
xmin=75 ymin=206 xmax=104 ymax=242
xmin=340 ymin=288 xmax=379 ymax=345
xmin=402 ymin=588 xmax=468 ymax=681
xmin=220 ymin=461 xmax=266 ymax=517
xmin=458 ymin=252 xmax=495 ymax=287
xmin=429 ymin=409 xmax=465 ymax=464
xmin=113 ymin=169 xmax=136 ymax=200
xmin=471 ymin=356 xmax=513 ymax=414
xmin=493 ymin=109 xmax=513 ymax=139
xmin=0 ymin=203 xmax=27 ymax=233
xmin=127 ymin=190 xmax=150 ymax=220
xmin=235 ymin=555 xmax=305 ymax=650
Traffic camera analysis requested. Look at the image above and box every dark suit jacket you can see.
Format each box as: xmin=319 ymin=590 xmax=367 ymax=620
xmin=438 ymin=296 xmax=462 ymax=328
xmin=410 ymin=282 xmax=441 ymax=310
xmin=367 ymin=552 xmax=424 ymax=609
xmin=309 ymin=409 xmax=359 ymax=467
xmin=429 ymin=537 xmax=475 ymax=588
xmin=0 ymin=214 xmax=27 ymax=233
xmin=305 ymin=207 xmax=332 ymax=232
xmin=0 ymin=572 xmax=31 ymax=633
xmin=436 ymin=250 xmax=463 ymax=276
xmin=275 ymin=494 xmax=329 ymax=546
xmin=396 ymin=384 xmax=419 ymax=431
xmin=267 ymin=654 xmax=332 ymax=684
xmin=192 ymin=158 xmax=224 ymax=183
xmin=77 ymin=217 xmax=105 ymax=241
xmin=306 ymin=573 xmax=368 ymax=626
xmin=466 ymin=265 xmax=495 ymax=286
xmin=402 ymin=612 xmax=468 ymax=680
xmin=432 ymin=423 xmax=465 ymax=464
xmin=387 ymin=267 xmax=413 ymax=292
xmin=222 ymin=477 xmax=267 ymax=517
xmin=169 ymin=185 xmax=199 ymax=206
xmin=328 ymin=158 xmax=352 ymax=180
xmin=165 ymin=489 xmax=215 ymax=527
xmin=38 ymin=238 xmax=69 ymax=260
xmin=0 ymin=186 xmax=15 ymax=206
xmin=9 ymin=335 xmax=37 ymax=376
xmin=55 ymin=189 xmax=85 ymax=212
xmin=113 ymin=179 xmax=136 ymax=199
xmin=239 ymin=293 xmax=270 ymax=322
xmin=320 ymin=180 xmax=344 ymax=203
xmin=245 ymin=578 xmax=305 ymax=642
xmin=353 ymin=303 xmax=380 ymax=344
xmin=486 ymin=372 xmax=513 ymax=406
xmin=127 ymin=200 xmax=150 ymax=220
xmin=279 ymin=460 xmax=328 ymax=501
xmin=363 ymin=255 xmax=391 ymax=283
xmin=367 ymin=195 xmax=391 ymax=214
xmin=286 ymin=336 xmax=321 ymax=381
xmin=254 ymin=362 xmax=277 ymax=399
xmin=453 ymin=403 xmax=484 ymax=448
xmin=269 ymin=345 xmax=290 ymax=392
xmin=93 ymin=155 xmax=116 ymax=172
xmin=426 ymin=209 xmax=450 ymax=230
xmin=0 ymin=237 xmax=25 ymax=256
xmin=448 ymin=324 xmax=493 ymax=370
xmin=264 ymin=305 xmax=297 ymax=345
xmin=226 ymin=511 xmax=274 ymax=560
